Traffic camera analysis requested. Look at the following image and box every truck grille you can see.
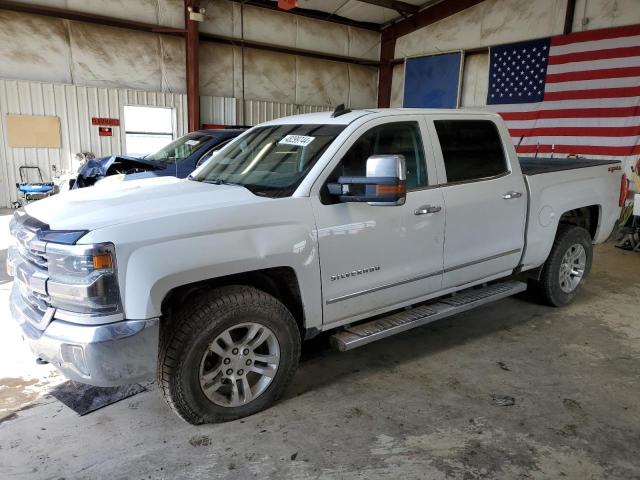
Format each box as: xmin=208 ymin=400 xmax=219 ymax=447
xmin=14 ymin=227 xmax=48 ymax=270
xmin=10 ymin=218 xmax=52 ymax=326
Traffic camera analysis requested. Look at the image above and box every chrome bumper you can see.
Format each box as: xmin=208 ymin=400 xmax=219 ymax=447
xmin=10 ymin=285 xmax=159 ymax=387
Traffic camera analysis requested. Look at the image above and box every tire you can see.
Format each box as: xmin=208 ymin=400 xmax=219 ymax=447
xmin=529 ymin=225 xmax=593 ymax=307
xmin=158 ymin=285 xmax=301 ymax=424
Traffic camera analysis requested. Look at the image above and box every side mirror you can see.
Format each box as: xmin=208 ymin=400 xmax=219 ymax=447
xmin=328 ymin=155 xmax=406 ymax=206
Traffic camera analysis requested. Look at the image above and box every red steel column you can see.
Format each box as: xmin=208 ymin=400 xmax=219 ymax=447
xmin=185 ymin=0 xmax=200 ymax=132
xmin=377 ymin=29 xmax=396 ymax=108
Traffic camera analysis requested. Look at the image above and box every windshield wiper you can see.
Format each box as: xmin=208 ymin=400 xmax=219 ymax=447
xmin=202 ymin=178 xmax=243 ymax=187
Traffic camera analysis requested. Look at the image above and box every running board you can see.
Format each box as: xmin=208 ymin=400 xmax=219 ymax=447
xmin=330 ymin=280 xmax=527 ymax=352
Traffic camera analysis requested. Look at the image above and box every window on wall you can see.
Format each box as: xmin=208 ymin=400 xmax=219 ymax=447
xmin=123 ymin=106 xmax=175 ymax=155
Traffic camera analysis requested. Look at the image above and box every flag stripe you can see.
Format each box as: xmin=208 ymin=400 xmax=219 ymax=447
xmin=544 ymin=86 xmax=640 ymax=101
xmin=546 ymin=66 xmax=640 ymax=83
xmin=548 ymin=45 xmax=640 ymax=65
xmin=509 ymin=126 xmax=640 ymax=137
xmin=516 ymin=144 xmax=640 ymax=156
xmin=517 ymin=135 xmax=639 ymax=147
xmin=551 ymin=24 xmax=640 ymax=46
xmin=506 ymin=116 xmax=640 ymax=128
xmin=550 ymin=34 xmax=640 ymax=56
xmin=544 ymin=76 xmax=640 ymax=92
xmin=488 ymin=98 xmax=640 ymax=113
xmin=546 ymin=56 xmax=640 ymax=74
xmin=497 ymin=107 xmax=640 ymax=121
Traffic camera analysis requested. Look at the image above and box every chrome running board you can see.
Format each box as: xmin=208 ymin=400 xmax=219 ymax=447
xmin=330 ymin=280 xmax=527 ymax=352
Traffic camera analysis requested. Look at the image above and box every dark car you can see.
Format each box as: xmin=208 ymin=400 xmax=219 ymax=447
xmin=73 ymin=127 xmax=248 ymax=189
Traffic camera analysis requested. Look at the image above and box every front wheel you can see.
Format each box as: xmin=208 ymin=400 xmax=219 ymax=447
xmin=530 ymin=225 xmax=593 ymax=307
xmin=159 ymin=286 xmax=301 ymax=424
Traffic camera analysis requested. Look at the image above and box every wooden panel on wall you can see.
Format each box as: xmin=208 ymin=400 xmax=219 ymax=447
xmin=6 ymin=114 xmax=61 ymax=148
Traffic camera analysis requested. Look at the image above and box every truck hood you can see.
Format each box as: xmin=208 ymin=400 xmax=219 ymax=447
xmin=25 ymin=176 xmax=262 ymax=231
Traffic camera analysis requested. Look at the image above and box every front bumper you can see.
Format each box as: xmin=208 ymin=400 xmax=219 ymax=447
xmin=10 ymin=285 xmax=159 ymax=387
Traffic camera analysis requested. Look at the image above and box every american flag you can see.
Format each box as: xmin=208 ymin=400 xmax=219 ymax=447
xmin=487 ymin=24 xmax=640 ymax=159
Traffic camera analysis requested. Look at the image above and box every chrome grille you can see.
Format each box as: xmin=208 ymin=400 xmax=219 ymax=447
xmin=15 ymin=227 xmax=48 ymax=270
xmin=10 ymin=219 xmax=52 ymax=327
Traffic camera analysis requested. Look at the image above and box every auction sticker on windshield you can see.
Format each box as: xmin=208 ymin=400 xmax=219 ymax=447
xmin=185 ymin=140 xmax=200 ymax=146
xmin=278 ymin=135 xmax=315 ymax=147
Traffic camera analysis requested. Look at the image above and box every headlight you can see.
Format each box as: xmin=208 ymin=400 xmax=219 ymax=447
xmin=46 ymin=243 xmax=122 ymax=316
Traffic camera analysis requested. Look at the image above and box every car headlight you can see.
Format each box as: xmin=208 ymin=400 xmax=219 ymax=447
xmin=46 ymin=242 xmax=123 ymax=316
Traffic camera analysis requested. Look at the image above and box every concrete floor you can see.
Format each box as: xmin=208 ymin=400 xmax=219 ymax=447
xmin=1 ymin=208 xmax=639 ymax=479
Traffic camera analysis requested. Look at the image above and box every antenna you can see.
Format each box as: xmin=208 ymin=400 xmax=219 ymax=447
xmin=331 ymin=104 xmax=352 ymax=118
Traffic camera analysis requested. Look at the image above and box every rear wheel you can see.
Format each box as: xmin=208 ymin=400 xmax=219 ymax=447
xmin=159 ymin=285 xmax=300 ymax=424
xmin=529 ymin=225 xmax=593 ymax=307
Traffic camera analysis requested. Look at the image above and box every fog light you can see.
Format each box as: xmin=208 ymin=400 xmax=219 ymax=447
xmin=61 ymin=344 xmax=89 ymax=376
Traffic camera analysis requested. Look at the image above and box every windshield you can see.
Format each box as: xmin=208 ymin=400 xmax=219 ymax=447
xmin=145 ymin=132 xmax=212 ymax=164
xmin=191 ymin=124 xmax=345 ymax=197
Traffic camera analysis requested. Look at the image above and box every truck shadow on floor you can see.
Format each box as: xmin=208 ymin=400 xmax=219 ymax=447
xmin=285 ymin=293 xmax=553 ymax=400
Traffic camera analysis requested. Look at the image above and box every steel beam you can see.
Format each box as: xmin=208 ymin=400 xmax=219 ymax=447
xmin=357 ymin=0 xmax=419 ymax=15
xmin=377 ymin=29 xmax=396 ymax=107
xmin=185 ymin=0 xmax=200 ymax=132
xmin=385 ymin=0 xmax=485 ymax=39
xmin=200 ymin=33 xmax=380 ymax=66
xmin=564 ymin=0 xmax=576 ymax=35
xmin=227 ymin=0 xmax=381 ymax=31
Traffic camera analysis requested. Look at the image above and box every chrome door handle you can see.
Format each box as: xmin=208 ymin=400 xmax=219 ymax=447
xmin=414 ymin=205 xmax=442 ymax=215
xmin=503 ymin=191 xmax=523 ymax=200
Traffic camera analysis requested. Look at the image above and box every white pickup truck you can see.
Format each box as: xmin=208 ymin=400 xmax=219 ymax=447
xmin=8 ymin=108 xmax=622 ymax=424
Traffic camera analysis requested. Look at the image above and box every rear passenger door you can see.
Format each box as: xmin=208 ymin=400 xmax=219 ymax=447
xmin=429 ymin=118 xmax=527 ymax=289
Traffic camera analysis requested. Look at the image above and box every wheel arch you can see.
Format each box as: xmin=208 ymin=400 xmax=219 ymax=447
xmin=160 ymin=267 xmax=311 ymax=338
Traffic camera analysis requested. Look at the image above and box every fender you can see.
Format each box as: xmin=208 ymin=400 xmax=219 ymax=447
xmin=82 ymin=197 xmax=323 ymax=328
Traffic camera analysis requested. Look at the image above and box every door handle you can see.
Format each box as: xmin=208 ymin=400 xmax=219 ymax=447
xmin=414 ymin=205 xmax=442 ymax=215
xmin=503 ymin=191 xmax=523 ymax=200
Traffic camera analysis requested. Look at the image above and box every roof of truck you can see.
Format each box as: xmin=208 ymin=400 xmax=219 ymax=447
xmin=259 ymin=108 xmax=501 ymax=126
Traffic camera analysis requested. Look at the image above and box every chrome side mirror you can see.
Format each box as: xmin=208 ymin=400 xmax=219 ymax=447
xmin=327 ymin=154 xmax=407 ymax=206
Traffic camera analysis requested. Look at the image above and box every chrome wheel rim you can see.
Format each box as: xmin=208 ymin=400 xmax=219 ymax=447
xmin=199 ymin=322 xmax=280 ymax=407
xmin=559 ymin=243 xmax=586 ymax=293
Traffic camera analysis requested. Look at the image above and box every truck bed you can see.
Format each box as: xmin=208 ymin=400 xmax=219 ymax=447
xmin=518 ymin=157 xmax=621 ymax=176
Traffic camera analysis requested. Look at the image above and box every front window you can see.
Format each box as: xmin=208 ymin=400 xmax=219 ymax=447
xmin=192 ymin=124 xmax=345 ymax=198
xmin=145 ymin=132 xmax=212 ymax=165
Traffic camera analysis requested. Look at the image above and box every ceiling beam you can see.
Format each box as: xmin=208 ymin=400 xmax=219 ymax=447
xmin=227 ymin=0 xmax=381 ymax=31
xmin=200 ymin=33 xmax=380 ymax=66
xmin=384 ymin=0 xmax=486 ymax=39
xmin=357 ymin=0 xmax=420 ymax=16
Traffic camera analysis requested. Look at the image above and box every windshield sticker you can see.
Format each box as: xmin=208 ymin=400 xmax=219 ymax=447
xmin=278 ymin=135 xmax=315 ymax=147
xmin=185 ymin=140 xmax=200 ymax=146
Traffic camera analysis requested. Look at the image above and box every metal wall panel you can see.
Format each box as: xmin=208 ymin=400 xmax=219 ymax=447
xmin=0 ymin=78 xmax=188 ymax=207
xmin=240 ymin=100 xmax=331 ymax=126
xmin=0 ymin=79 xmax=336 ymax=207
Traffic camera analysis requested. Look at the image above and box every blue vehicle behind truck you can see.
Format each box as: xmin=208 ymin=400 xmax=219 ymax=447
xmin=73 ymin=127 xmax=248 ymax=189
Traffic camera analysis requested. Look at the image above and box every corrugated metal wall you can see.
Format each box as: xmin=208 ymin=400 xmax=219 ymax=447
xmin=0 ymin=78 xmax=189 ymax=207
xmin=200 ymin=96 xmax=332 ymax=126
xmin=0 ymin=79 xmax=338 ymax=207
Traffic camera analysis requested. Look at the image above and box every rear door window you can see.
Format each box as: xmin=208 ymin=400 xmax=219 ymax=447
xmin=434 ymin=120 xmax=508 ymax=183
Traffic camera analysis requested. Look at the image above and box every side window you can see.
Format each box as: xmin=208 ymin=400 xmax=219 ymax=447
xmin=330 ymin=122 xmax=428 ymax=191
xmin=434 ymin=120 xmax=508 ymax=183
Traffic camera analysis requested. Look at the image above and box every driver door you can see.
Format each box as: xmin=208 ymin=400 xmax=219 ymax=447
xmin=311 ymin=116 xmax=446 ymax=326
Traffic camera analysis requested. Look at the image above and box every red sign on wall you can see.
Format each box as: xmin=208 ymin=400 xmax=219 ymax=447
xmin=277 ymin=0 xmax=297 ymax=10
xmin=98 ymin=127 xmax=113 ymax=137
xmin=92 ymin=117 xmax=120 ymax=126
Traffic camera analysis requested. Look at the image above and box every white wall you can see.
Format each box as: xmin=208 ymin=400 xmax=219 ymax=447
xmin=0 ymin=79 xmax=190 ymax=207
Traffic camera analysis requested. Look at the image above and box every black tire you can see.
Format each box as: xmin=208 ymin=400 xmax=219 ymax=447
xmin=158 ymin=285 xmax=301 ymax=424
xmin=529 ymin=225 xmax=593 ymax=307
